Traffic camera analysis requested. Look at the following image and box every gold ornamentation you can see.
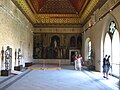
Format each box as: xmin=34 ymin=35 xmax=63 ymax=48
xmin=34 ymin=28 xmax=82 ymax=34
xmin=12 ymin=0 xmax=36 ymax=23
xmin=12 ymin=0 xmax=99 ymax=25
xmin=80 ymin=0 xmax=99 ymax=23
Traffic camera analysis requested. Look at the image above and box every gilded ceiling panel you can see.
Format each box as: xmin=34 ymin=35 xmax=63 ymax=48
xmin=12 ymin=0 xmax=104 ymax=27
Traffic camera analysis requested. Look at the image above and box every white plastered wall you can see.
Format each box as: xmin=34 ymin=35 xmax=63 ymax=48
xmin=0 ymin=0 xmax=33 ymax=71
xmin=83 ymin=4 xmax=120 ymax=71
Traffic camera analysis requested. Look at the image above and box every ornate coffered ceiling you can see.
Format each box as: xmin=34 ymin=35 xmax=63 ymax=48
xmin=11 ymin=0 xmax=107 ymax=28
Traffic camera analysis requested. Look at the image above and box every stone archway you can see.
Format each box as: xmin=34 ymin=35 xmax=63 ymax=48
xmin=51 ymin=35 xmax=60 ymax=48
xmin=103 ymin=21 xmax=120 ymax=77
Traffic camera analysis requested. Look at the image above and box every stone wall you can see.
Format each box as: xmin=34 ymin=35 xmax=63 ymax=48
xmin=0 ymin=0 xmax=33 ymax=70
xmin=83 ymin=0 xmax=120 ymax=71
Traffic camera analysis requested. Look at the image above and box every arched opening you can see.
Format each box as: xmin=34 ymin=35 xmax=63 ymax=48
xmin=103 ymin=21 xmax=120 ymax=77
xmin=70 ymin=36 xmax=76 ymax=47
xmin=104 ymin=33 xmax=111 ymax=57
xmin=111 ymin=30 xmax=120 ymax=77
xmin=51 ymin=35 xmax=60 ymax=48
xmin=85 ymin=38 xmax=91 ymax=61
xmin=85 ymin=38 xmax=95 ymax=70
xmin=88 ymin=40 xmax=92 ymax=60
xmin=77 ymin=36 xmax=82 ymax=49
xmin=84 ymin=38 xmax=93 ymax=67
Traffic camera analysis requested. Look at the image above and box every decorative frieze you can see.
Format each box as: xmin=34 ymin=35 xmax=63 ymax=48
xmin=83 ymin=0 xmax=120 ymax=31
xmin=34 ymin=28 xmax=82 ymax=34
xmin=80 ymin=0 xmax=99 ymax=23
xmin=36 ymin=17 xmax=81 ymax=24
xmin=97 ymin=0 xmax=118 ymax=20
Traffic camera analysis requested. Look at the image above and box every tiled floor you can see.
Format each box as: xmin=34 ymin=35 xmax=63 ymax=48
xmin=0 ymin=65 xmax=119 ymax=90
xmin=0 ymin=74 xmax=14 ymax=84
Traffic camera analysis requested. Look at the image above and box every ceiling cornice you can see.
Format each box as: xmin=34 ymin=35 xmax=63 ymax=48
xmin=34 ymin=23 xmax=82 ymax=28
xmin=12 ymin=0 xmax=36 ymax=23
xmin=79 ymin=0 xmax=90 ymax=16
xmin=79 ymin=0 xmax=99 ymax=24
xmin=12 ymin=0 xmax=99 ymax=27
xmin=25 ymin=0 xmax=37 ymax=14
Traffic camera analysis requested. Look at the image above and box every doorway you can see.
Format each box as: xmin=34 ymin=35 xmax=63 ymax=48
xmin=69 ymin=50 xmax=80 ymax=64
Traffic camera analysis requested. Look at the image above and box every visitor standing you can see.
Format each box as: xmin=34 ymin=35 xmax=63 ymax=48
xmin=74 ymin=54 xmax=78 ymax=70
xmin=77 ymin=54 xmax=83 ymax=70
xmin=103 ymin=55 xmax=110 ymax=79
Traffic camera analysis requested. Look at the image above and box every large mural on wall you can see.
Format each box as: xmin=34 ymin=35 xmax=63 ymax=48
xmin=33 ymin=34 xmax=82 ymax=59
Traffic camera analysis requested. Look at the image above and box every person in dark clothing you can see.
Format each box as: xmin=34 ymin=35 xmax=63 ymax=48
xmin=103 ymin=55 xmax=110 ymax=79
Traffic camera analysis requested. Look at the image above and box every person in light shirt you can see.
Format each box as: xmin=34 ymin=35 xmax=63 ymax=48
xmin=77 ymin=54 xmax=83 ymax=71
xmin=74 ymin=54 xmax=78 ymax=70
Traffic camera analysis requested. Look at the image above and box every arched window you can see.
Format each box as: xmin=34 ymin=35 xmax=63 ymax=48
xmin=104 ymin=33 xmax=111 ymax=56
xmin=77 ymin=36 xmax=82 ymax=49
xmin=85 ymin=38 xmax=91 ymax=61
xmin=109 ymin=21 xmax=116 ymax=36
xmin=88 ymin=40 xmax=92 ymax=60
xmin=51 ymin=35 xmax=60 ymax=48
xmin=70 ymin=36 xmax=76 ymax=47
xmin=103 ymin=21 xmax=120 ymax=77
